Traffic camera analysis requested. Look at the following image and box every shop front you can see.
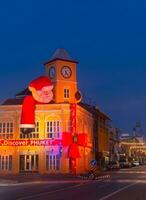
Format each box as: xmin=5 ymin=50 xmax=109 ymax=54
xmin=0 ymin=138 xmax=92 ymax=174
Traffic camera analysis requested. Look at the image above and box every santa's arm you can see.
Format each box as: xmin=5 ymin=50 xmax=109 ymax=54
xmin=20 ymin=95 xmax=36 ymax=134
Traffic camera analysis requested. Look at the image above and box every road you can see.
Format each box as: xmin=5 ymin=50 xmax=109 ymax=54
xmin=1 ymin=166 xmax=146 ymax=200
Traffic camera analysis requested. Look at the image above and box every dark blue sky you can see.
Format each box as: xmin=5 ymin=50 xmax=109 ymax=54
xmin=0 ymin=0 xmax=146 ymax=133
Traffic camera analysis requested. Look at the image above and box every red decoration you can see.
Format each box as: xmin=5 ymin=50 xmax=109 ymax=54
xmin=70 ymin=104 xmax=76 ymax=133
xmin=62 ymin=103 xmax=88 ymax=174
xmin=29 ymin=76 xmax=52 ymax=90
xmin=20 ymin=96 xmax=36 ymax=128
xmin=20 ymin=76 xmax=53 ymax=132
xmin=62 ymin=132 xmax=87 ymax=159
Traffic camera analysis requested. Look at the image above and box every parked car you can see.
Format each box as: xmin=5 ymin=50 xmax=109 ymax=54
xmin=132 ymin=161 xmax=140 ymax=167
xmin=107 ymin=161 xmax=120 ymax=170
xmin=119 ymin=159 xmax=131 ymax=168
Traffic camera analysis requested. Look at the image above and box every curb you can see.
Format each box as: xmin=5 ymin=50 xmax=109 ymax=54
xmin=95 ymin=175 xmax=111 ymax=180
xmin=78 ymin=174 xmax=111 ymax=180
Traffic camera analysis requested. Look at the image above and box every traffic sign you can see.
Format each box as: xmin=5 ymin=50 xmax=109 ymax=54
xmin=90 ymin=159 xmax=97 ymax=166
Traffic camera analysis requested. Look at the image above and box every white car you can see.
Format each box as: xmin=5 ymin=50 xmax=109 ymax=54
xmin=132 ymin=161 xmax=140 ymax=167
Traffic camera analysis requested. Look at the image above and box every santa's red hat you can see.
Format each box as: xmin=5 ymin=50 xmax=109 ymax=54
xmin=29 ymin=76 xmax=53 ymax=90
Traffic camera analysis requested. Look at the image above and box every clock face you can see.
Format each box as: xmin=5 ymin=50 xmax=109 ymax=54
xmin=49 ymin=66 xmax=56 ymax=79
xmin=61 ymin=66 xmax=72 ymax=78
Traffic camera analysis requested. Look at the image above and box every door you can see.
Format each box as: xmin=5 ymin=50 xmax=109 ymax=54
xmin=19 ymin=154 xmax=38 ymax=172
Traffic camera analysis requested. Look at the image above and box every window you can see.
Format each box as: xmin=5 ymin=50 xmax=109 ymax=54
xmin=0 ymin=155 xmax=12 ymax=171
xmin=46 ymin=121 xmax=60 ymax=138
xmin=20 ymin=122 xmax=40 ymax=139
xmin=46 ymin=154 xmax=60 ymax=171
xmin=0 ymin=122 xmax=13 ymax=139
xmin=64 ymin=88 xmax=70 ymax=98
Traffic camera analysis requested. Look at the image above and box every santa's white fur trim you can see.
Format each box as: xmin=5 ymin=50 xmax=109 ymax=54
xmin=19 ymin=124 xmax=35 ymax=128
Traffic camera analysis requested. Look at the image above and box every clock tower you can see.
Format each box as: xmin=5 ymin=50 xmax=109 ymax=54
xmin=44 ymin=48 xmax=78 ymax=103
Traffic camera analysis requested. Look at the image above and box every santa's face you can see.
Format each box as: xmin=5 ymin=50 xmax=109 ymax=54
xmin=32 ymin=85 xmax=53 ymax=103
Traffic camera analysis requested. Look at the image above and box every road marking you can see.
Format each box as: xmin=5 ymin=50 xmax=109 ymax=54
xmin=16 ymin=179 xmax=104 ymax=200
xmin=116 ymin=171 xmax=146 ymax=174
xmin=16 ymin=183 xmax=83 ymax=200
xmin=98 ymin=181 xmax=140 ymax=200
xmin=116 ymin=179 xmax=146 ymax=183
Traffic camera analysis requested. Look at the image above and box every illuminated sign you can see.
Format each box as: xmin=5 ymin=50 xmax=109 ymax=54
xmin=0 ymin=139 xmax=92 ymax=148
xmin=0 ymin=139 xmax=62 ymax=146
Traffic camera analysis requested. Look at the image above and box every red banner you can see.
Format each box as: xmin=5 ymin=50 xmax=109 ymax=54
xmin=0 ymin=139 xmax=62 ymax=146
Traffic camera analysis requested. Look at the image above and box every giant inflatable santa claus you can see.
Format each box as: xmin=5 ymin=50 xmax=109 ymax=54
xmin=20 ymin=76 xmax=53 ymax=134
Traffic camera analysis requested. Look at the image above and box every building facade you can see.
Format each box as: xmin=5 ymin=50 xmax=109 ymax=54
xmin=0 ymin=48 xmax=110 ymax=174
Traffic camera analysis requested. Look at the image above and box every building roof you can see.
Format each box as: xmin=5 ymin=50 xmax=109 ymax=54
xmin=1 ymin=98 xmax=24 ymax=105
xmin=15 ymin=88 xmax=31 ymax=97
xmin=79 ymin=102 xmax=111 ymax=120
xmin=0 ymin=88 xmax=31 ymax=105
xmin=1 ymin=98 xmax=56 ymax=105
xmin=44 ymin=48 xmax=78 ymax=65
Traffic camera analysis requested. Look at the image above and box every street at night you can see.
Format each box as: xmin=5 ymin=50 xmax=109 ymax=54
xmin=0 ymin=166 xmax=146 ymax=200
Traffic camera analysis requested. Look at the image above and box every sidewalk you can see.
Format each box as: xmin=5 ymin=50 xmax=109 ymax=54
xmin=0 ymin=173 xmax=80 ymax=182
xmin=0 ymin=178 xmax=18 ymax=186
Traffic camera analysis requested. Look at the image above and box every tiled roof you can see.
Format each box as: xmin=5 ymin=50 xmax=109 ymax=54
xmin=44 ymin=48 xmax=78 ymax=64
